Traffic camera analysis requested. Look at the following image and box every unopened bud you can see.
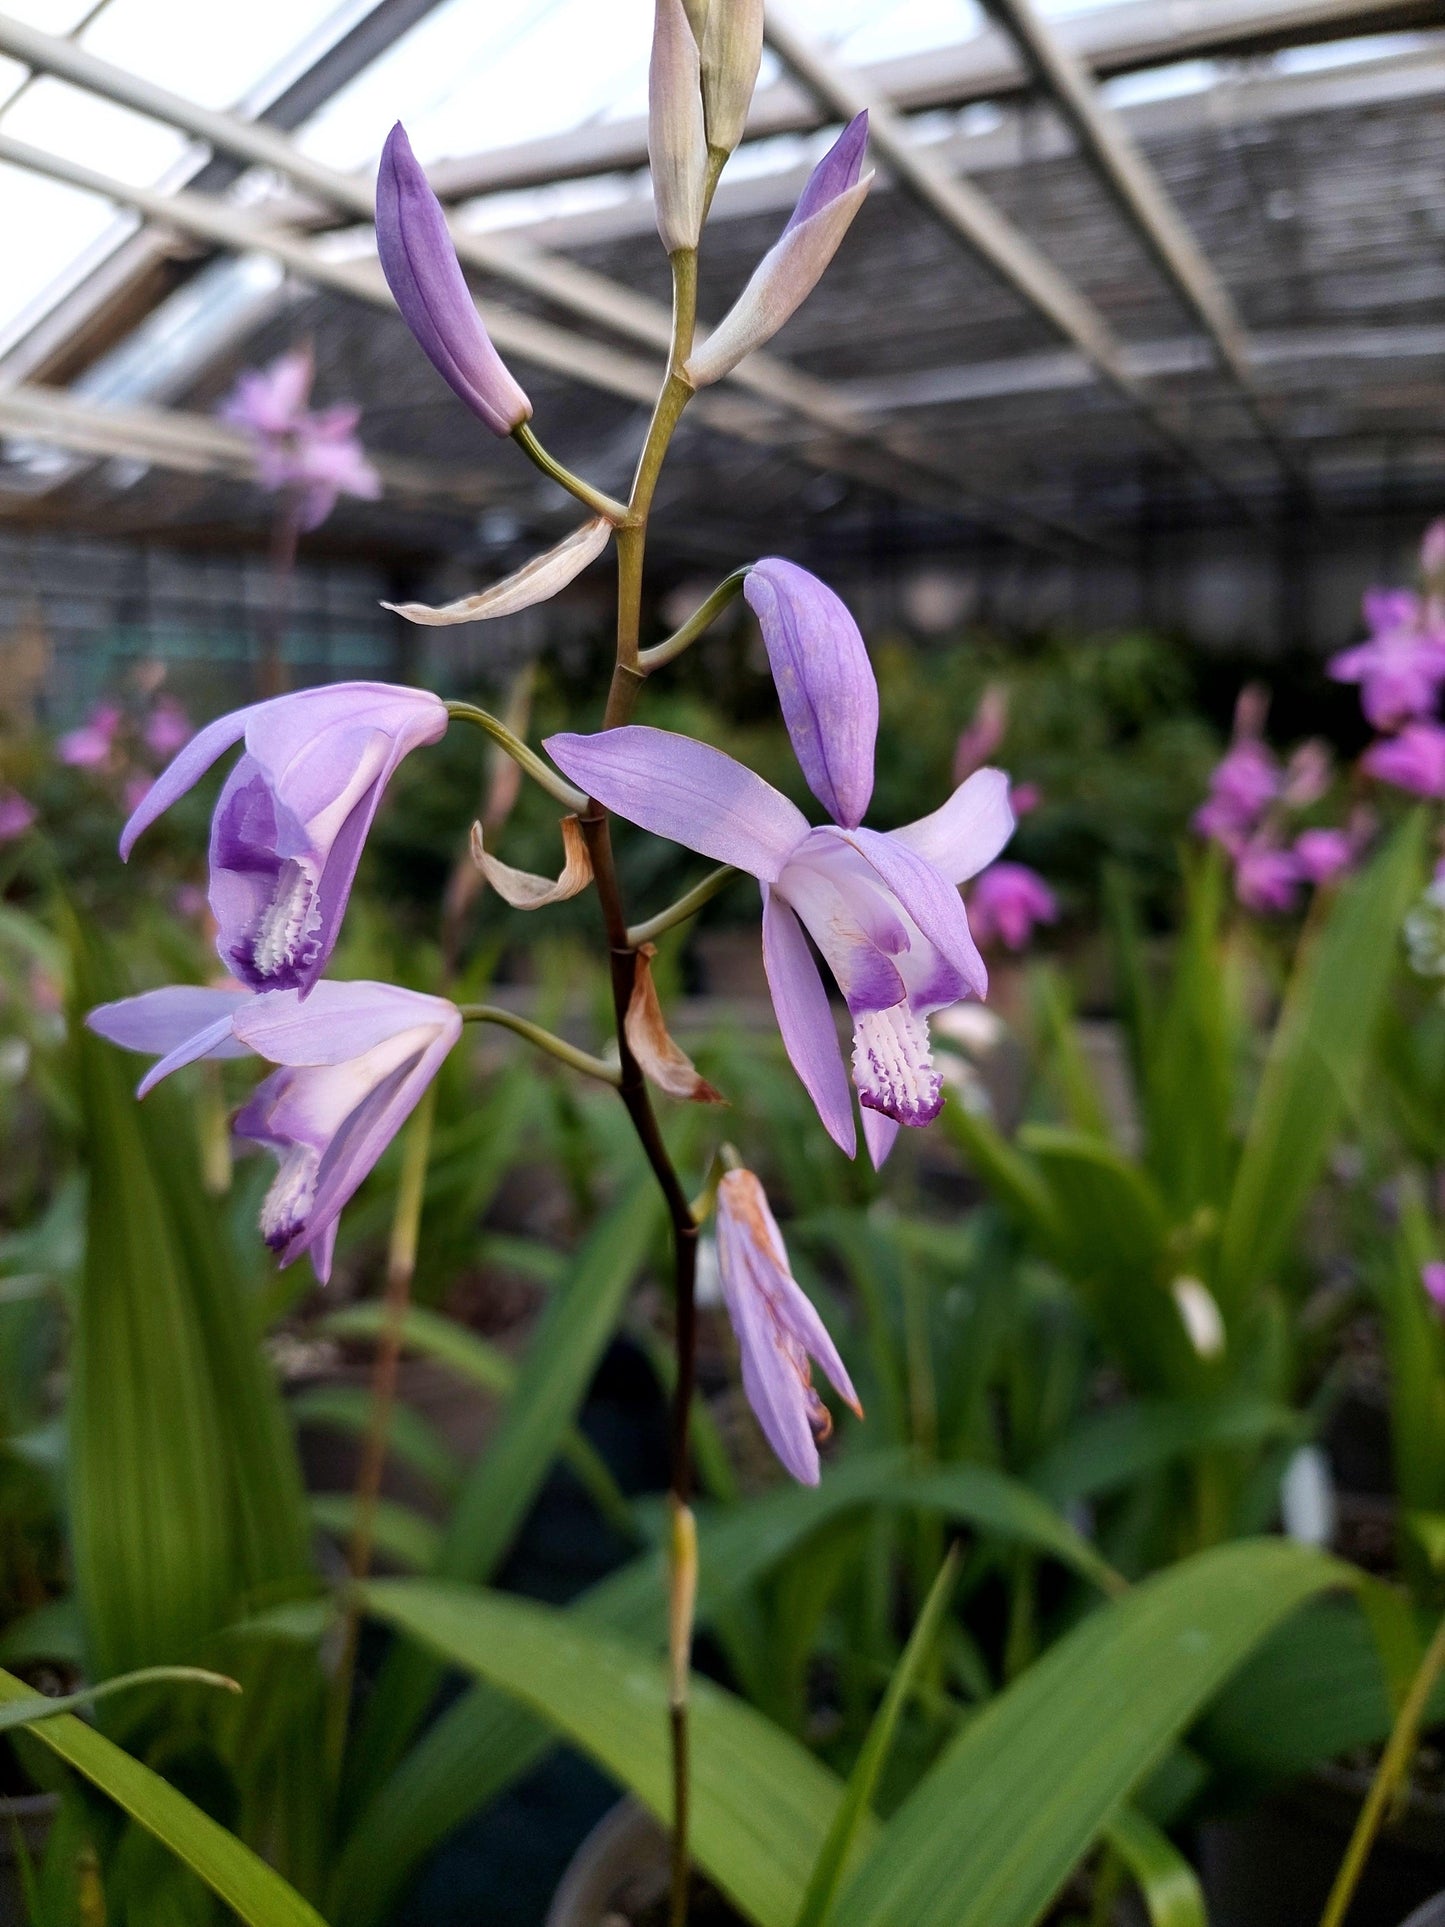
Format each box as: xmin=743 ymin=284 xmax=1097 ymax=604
xmin=699 ymin=0 xmax=763 ymax=158
xmin=649 ymin=0 xmax=708 ymax=254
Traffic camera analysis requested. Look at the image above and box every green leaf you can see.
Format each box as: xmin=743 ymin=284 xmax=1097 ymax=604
xmin=794 ymin=1548 xmax=961 ymax=1927
xmin=308 ymin=1494 xmax=441 ymax=1572
xmin=0 ymin=1665 xmax=239 ymax=1735
xmin=0 ymin=1666 xmax=330 ymax=1927
xmin=941 ymin=1104 xmax=1061 ymax=1249
xmin=349 ymin=1179 xmax=662 ymax=1799
xmin=362 ymin=1579 xmax=861 ymax=1927
xmin=291 ymin=1385 xmax=461 ymax=1498
xmin=1103 ymin=1806 xmax=1207 ymax=1927
xmin=1218 ymin=815 xmax=1425 ymax=1309
xmin=1030 ymin=1397 xmax=1301 ymax=1504
xmin=831 ymin=1540 xmax=1348 ymax=1927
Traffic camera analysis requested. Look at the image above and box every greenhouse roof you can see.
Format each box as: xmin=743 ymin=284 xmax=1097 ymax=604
xmin=0 ymin=0 xmax=1440 ymax=566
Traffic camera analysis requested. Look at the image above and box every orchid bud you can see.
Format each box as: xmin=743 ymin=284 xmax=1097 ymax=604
xmin=699 ymin=0 xmax=763 ymax=159
xmin=376 ymin=123 xmax=531 ymax=436
xmin=649 ymin=0 xmax=708 ymax=255
xmin=687 ymin=114 xmax=872 ymax=386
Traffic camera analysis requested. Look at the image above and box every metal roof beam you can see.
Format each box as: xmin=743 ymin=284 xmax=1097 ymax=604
xmin=763 ymin=5 xmax=1255 ymax=518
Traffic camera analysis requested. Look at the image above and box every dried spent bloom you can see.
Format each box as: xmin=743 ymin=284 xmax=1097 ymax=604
xmin=686 ymin=115 xmax=872 ymax=386
xmin=1363 ymin=721 xmax=1445 ymax=799
xmin=715 ymin=1168 xmax=861 ymax=1484
xmin=649 ymin=0 xmax=708 ymax=254
xmin=1233 ymin=840 xmax=1303 ymax=916
xmin=376 ymin=123 xmax=532 ymax=436
xmin=120 ymin=683 xmax=448 ymax=998
xmin=87 ymin=979 xmax=460 ymax=1281
xmin=968 ymin=862 xmax=1059 ymax=952
xmin=221 ymin=349 xmax=380 ymax=530
xmin=58 ymin=701 xmax=122 ymax=771
xmin=1422 ymin=1261 xmax=1445 ymax=1313
xmin=548 ymin=558 xmax=1013 ymax=1167
xmin=0 ymin=788 xmax=36 ymax=843
xmin=385 ymin=518 xmax=613 ymax=627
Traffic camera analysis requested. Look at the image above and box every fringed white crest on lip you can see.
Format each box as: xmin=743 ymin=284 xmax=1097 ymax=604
xmin=625 ymin=942 xmax=724 ymax=1103
xmin=649 ymin=0 xmax=708 ymax=254
xmin=384 ymin=518 xmax=613 ymax=627
xmin=470 ymin=814 xmax=593 ymax=909
xmin=851 ymin=1003 xmax=943 ymax=1127
xmin=685 ymin=175 xmax=873 ymax=386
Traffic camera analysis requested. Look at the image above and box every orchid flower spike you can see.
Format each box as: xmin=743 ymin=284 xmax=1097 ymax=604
xmin=120 ymin=683 xmax=448 ymax=998
xmin=376 ymin=123 xmax=532 ymax=436
xmin=715 ymin=1168 xmax=861 ymax=1484
xmin=547 ymin=558 xmax=1014 ymax=1167
xmin=686 ymin=115 xmax=872 ymax=386
xmin=87 ymin=980 xmax=460 ymax=1282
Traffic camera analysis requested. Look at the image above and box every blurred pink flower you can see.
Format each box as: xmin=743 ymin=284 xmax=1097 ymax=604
xmin=968 ymin=861 xmax=1059 ymax=951
xmin=1282 ymin=740 xmax=1332 ymax=809
xmin=0 ymin=788 xmax=35 ymax=842
xmin=174 ymin=883 xmax=209 ymax=922
xmin=58 ymin=702 xmax=121 ymax=770
xmin=1363 ymin=721 xmax=1445 ymax=799
xmin=1234 ymin=841 xmax=1303 ymax=915
xmin=1193 ymin=739 xmax=1280 ymax=850
xmin=221 ymin=348 xmax=381 ymax=531
xmin=123 ymin=774 xmax=154 ymax=817
xmin=1422 ymin=1261 xmax=1445 ymax=1313
xmin=1293 ymin=827 xmax=1354 ymax=887
xmin=952 ymin=685 xmax=1008 ymax=785
xmin=144 ymin=697 xmax=192 ymax=758
xmin=1009 ymin=781 xmax=1042 ymax=817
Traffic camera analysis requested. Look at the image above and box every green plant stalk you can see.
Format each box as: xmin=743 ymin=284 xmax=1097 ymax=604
xmin=639 ymin=569 xmax=748 ymax=671
xmin=627 ymin=865 xmax=739 ymax=948
xmin=458 ymin=1003 xmax=622 ymax=1084
xmin=1318 ymin=1604 xmax=1445 ymax=1927
xmin=445 ymin=701 xmax=586 ymax=812
xmin=511 ymin=421 xmax=629 ymax=524
xmin=327 ymin=1084 xmax=438 ymax=1777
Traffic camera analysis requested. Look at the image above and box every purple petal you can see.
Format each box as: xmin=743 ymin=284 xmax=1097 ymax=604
xmin=861 ymin=1107 xmax=899 ymax=1170
xmin=376 ymin=123 xmax=531 ymax=436
xmin=891 ymin=769 xmax=1014 ymax=884
xmin=119 ymin=706 xmax=254 ymax=858
xmin=544 ymin=727 xmax=808 ymax=881
xmin=831 ymin=826 xmax=987 ymax=1000
xmin=784 ymin=113 xmax=868 ymax=235
xmin=761 ymin=886 xmax=855 ymax=1157
xmin=86 ymin=984 xmax=253 ymax=1097
xmin=745 ymin=559 xmax=876 ymax=828
xmin=233 ymin=980 xmax=457 ymax=1066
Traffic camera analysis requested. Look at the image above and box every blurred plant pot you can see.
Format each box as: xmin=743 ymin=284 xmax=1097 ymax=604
xmin=1198 ymin=1765 xmax=1445 ymax=1927
xmin=545 ymin=1800 xmax=745 ymax=1927
xmin=0 ymin=1791 xmax=58 ymax=1924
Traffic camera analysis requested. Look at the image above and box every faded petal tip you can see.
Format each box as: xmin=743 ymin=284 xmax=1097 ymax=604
xmin=385 ymin=518 xmax=612 ymax=626
xmin=376 ymin=122 xmax=532 ymax=435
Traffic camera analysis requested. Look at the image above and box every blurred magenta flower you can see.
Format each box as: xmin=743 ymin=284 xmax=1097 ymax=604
xmin=87 ymin=978 xmax=459 ymax=1281
xmin=1329 ymin=603 xmax=1445 ymax=731
xmin=1363 ymin=721 xmax=1445 ymax=798
xmin=222 ymin=349 xmax=381 ymax=531
xmin=1234 ymin=840 xmax=1303 ymax=915
xmin=144 ymin=697 xmax=192 ymax=759
xmin=376 ymin=123 xmax=532 ymax=436
xmin=121 ymin=682 xmax=448 ymax=997
xmin=1281 ymin=740 xmax=1332 ymax=810
xmin=0 ymin=788 xmax=35 ymax=842
xmin=1193 ymin=738 xmax=1279 ymax=850
xmin=1423 ymin=1261 xmax=1445 ymax=1312
xmin=1293 ymin=826 xmax=1355 ymax=886
xmin=715 ymin=1168 xmax=861 ymax=1483
xmin=549 ymin=561 xmax=1010 ymax=1164
xmin=951 ymin=684 xmax=1008 ymax=786
xmin=686 ymin=115 xmax=872 ymax=386
xmin=1009 ymin=781 xmax=1042 ymax=818
xmin=122 ymin=774 xmax=154 ymax=817
xmin=968 ymin=861 xmax=1059 ymax=951
xmin=58 ymin=701 xmax=121 ymax=770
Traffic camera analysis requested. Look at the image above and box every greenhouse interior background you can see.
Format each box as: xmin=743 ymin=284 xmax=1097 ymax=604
xmin=0 ymin=0 xmax=1444 ymax=1923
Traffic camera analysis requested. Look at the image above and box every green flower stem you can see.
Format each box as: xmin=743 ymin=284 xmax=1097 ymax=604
xmin=445 ymin=701 xmax=586 ymax=812
xmin=639 ymin=571 xmax=748 ymax=672
xmin=510 ymin=422 xmax=628 ymax=524
xmin=459 ymin=1003 xmax=622 ymax=1086
xmin=1318 ymin=1604 xmax=1445 ymax=1927
xmin=626 ymin=865 xmax=739 ymax=947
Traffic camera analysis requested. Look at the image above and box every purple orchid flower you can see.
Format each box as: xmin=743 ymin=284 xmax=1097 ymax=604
xmin=1294 ymin=826 xmax=1355 ymax=887
xmin=58 ymin=701 xmax=122 ymax=771
xmin=685 ymin=115 xmax=873 ymax=387
xmin=968 ymin=861 xmax=1059 ymax=952
xmin=1363 ymin=721 xmax=1445 ymax=799
xmin=1234 ymin=840 xmax=1304 ymax=915
xmin=1329 ymin=603 xmax=1445 ymax=732
xmin=376 ymin=123 xmax=532 ymax=437
xmin=715 ymin=1168 xmax=861 ymax=1484
xmin=547 ymin=558 xmax=1012 ymax=1166
xmin=144 ymin=697 xmax=193 ymax=759
xmin=1192 ymin=738 xmax=1280 ymax=851
xmin=0 ymin=788 xmax=36 ymax=842
xmin=86 ymin=979 xmax=460 ymax=1281
xmin=1422 ymin=1261 xmax=1445 ymax=1314
xmin=120 ymin=683 xmax=448 ymax=998
xmin=222 ymin=350 xmax=381 ymax=531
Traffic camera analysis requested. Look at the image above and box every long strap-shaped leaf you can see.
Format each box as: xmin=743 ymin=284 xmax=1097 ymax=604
xmin=0 ymin=1667 xmax=329 ymax=1927
xmin=1103 ymin=1806 xmax=1208 ymax=1927
xmin=829 ymin=1540 xmax=1348 ymax=1927
xmin=360 ymin=1579 xmax=864 ymax=1927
